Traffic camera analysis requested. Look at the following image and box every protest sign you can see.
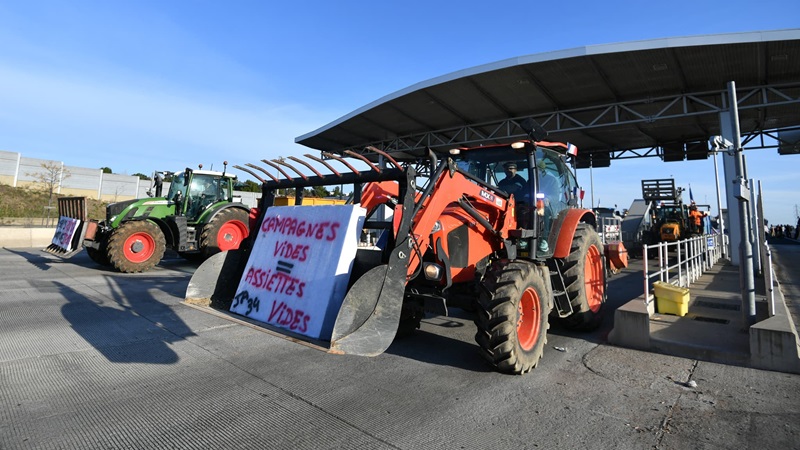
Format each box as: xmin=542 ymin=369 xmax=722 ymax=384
xmin=52 ymin=216 xmax=80 ymax=252
xmin=231 ymin=205 xmax=366 ymax=340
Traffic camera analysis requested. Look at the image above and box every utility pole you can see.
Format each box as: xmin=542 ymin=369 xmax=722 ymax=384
xmin=727 ymin=81 xmax=757 ymax=326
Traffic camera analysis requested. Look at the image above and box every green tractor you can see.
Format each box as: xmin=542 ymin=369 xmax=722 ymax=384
xmin=84 ymin=163 xmax=251 ymax=273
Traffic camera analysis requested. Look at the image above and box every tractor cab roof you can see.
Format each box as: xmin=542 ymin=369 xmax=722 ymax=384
xmin=346 ymin=139 xmax=575 ymax=165
xmin=183 ymin=169 xmax=237 ymax=178
xmin=195 ymin=170 xmax=235 ymax=178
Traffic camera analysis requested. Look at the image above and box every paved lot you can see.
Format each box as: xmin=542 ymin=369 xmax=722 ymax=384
xmin=1 ymin=248 xmax=799 ymax=449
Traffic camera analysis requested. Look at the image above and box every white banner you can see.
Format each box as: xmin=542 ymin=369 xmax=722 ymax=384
xmin=52 ymin=216 xmax=80 ymax=251
xmin=231 ymin=205 xmax=366 ymax=340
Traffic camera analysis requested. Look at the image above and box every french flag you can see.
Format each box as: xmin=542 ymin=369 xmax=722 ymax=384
xmin=566 ymin=142 xmax=578 ymax=156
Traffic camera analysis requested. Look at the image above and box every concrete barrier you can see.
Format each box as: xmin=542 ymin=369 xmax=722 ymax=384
xmin=750 ymin=280 xmax=800 ymax=373
xmin=608 ymin=296 xmax=653 ymax=350
xmin=0 ymin=227 xmax=57 ymax=249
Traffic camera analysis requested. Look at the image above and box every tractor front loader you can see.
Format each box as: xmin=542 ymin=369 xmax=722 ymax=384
xmin=187 ymin=120 xmax=627 ymax=374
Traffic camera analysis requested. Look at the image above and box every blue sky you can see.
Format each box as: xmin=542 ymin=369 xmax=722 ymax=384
xmin=1 ymin=1 xmax=798 ymax=224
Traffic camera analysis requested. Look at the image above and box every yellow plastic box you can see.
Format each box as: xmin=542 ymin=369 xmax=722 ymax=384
xmin=653 ymin=281 xmax=690 ymax=317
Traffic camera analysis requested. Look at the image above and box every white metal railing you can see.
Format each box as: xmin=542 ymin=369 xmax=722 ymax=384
xmin=642 ymin=234 xmax=723 ymax=304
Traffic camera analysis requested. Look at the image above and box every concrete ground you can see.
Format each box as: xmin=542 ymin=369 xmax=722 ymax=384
xmin=0 ymin=246 xmax=799 ymax=449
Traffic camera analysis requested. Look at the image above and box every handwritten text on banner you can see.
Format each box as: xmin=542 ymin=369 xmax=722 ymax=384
xmin=231 ymin=205 xmax=366 ymax=340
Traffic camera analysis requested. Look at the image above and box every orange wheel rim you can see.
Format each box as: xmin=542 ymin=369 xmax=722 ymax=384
xmin=584 ymin=245 xmax=604 ymax=312
xmin=123 ymin=232 xmax=155 ymax=263
xmin=217 ymin=220 xmax=247 ymax=251
xmin=517 ymin=287 xmax=541 ymax=351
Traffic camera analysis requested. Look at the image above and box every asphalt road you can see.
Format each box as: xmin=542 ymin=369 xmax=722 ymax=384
xmin=1 ymin=248 xmax=798 ymax=449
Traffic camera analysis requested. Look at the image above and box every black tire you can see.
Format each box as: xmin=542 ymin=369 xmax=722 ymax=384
xmin=107 ymin=220 xmax=166 ymax=273
xmin=86 ymin=243 xmax=111 ymax=266
xmin=199 ymin=208 xmax=250 ymax=259
xmin=475 ymin=261 xmax=552 ymax=374
xmin=556 ymin=223 xmax=606 ymax=330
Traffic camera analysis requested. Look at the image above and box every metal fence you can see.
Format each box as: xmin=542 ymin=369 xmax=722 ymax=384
xmin=597 ymin=216 xmax=622 ymax=245
xmin=0 ymin=150 xmax=261 ymax=211
xmin=641 ymin=234 xmax=724 ymax=304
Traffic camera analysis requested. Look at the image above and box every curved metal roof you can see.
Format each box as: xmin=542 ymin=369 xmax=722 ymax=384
xmin=296 ymin=29 xmax=800 ymax=165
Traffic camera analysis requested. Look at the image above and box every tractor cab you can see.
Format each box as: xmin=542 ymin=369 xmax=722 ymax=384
xmin=455 ymin=143 xmax=579 ymax=257
xmin=168 ymin=168 xmax=235 ymax=223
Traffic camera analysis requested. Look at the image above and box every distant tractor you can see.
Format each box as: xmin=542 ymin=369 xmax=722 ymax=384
xmin=639 ymin=179 xmax=689 ymax=243
xmin=82 ymin=163 xmax=251 ymax=273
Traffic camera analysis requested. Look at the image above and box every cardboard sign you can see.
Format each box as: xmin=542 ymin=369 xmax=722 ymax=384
xmin=52 ymin=216 xmax=80 ymax=251
xmin=231 ymin=205 xmax=366 ymax=340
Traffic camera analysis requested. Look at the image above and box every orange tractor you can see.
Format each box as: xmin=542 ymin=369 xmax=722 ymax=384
xmin=187 ymin=119 xmax=627 ymax=374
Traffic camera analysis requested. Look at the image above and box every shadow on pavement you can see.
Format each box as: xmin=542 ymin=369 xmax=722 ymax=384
xmin=56 ymin=273 xmax=197 ymax=364
xmin=4 ymin=249 xmax=198 ymax=365
xmin=386 ymin=328 xmax=493 ymax=373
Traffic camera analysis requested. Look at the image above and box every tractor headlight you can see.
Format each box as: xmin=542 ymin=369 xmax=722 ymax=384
xmin=423 ymin=263 xmax=443 ymax=281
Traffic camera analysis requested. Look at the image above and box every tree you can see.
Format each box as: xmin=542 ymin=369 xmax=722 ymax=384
xmin=100 ymin=167 xmax=113 ymax=174
xmin=305 ymin=186 xmax=329 ymax=198
xmin=26 ymin=162 xmax=71 ymax=221
xmin=132 ymin=173 xmax=151 ymax=180
xmin=235 ymin=180 xmax=261 ymax=192
xmin=27 ymin=162 xmax=70 ymax=200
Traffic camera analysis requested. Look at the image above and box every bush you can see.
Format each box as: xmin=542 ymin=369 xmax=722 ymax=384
xmin=0 ymin=184 xmax=108 ymax=223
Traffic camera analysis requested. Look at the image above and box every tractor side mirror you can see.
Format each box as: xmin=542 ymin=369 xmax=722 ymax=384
xmin=520 ymin=118 xmax=548 ymax=142
xmin=183 ymin=168 xmax=191 ymax=185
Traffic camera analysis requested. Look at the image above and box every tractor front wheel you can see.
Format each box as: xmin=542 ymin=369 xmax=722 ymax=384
xmin=199 ymin=208 xmax=249 ymax=259
xmin=475 ymin=261 xmax=552 ymax=374
xmin=107 ymin=221 xmax=166 ymax=273
xmin=557 ymin=223 xmax=606 ymax=330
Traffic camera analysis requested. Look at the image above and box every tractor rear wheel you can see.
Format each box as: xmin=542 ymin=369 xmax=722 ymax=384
xmin=86 ymin=244 xmax=111 ymax=266
xmin=475 ymin=261 xmax=552 ymax=374
xmin=199 ymin=208 xmax=249 ymax=259
xmin=107 ymin=220 xmax=166 ymax=273
xmin=557 ymin=223 xmax=606 ymax=330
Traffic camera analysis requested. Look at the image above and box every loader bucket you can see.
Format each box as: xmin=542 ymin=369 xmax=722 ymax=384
xmin=184 ymin=149 xmax=416 ymax=356
xmin=43 ymin=197 xmax=90 ymax=259
xmin=329 ymin=172 xmax=416 ymax=356
xmin=329 ymin=240 xmax=409 ymax=355
xmin=186 ymin=240 xmax=409 ymax=356
xmin=185 ymin=249 xmax=249 ymax=309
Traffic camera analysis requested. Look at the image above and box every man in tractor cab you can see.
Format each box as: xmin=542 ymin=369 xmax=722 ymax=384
xmin=497 ymin=162 xmax=527 ymax=195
